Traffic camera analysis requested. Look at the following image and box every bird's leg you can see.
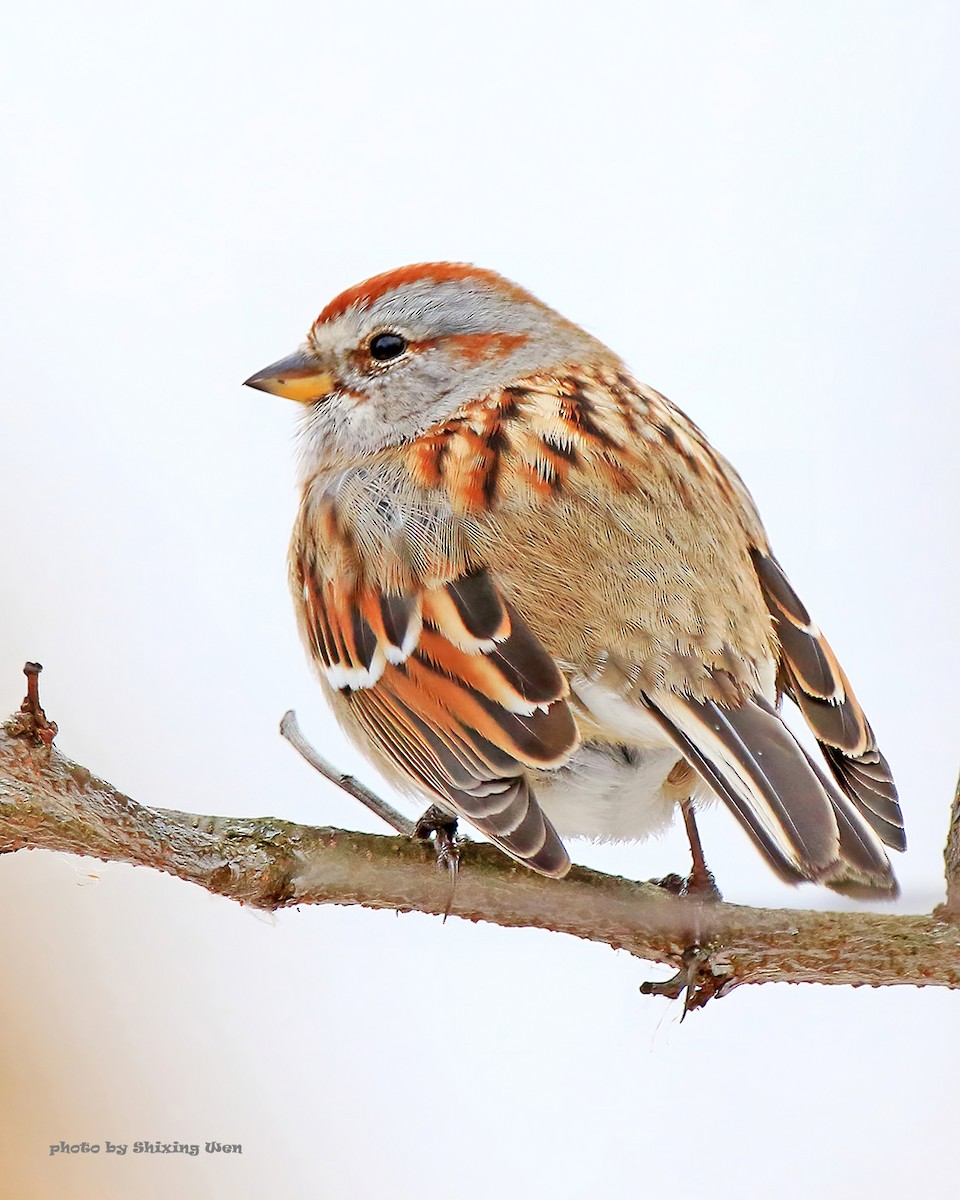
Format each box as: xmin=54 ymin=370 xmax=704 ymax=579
xmin=680 ymin=799 xmax=721 ymax=901
xmin=413 ymin=804 xmax=461 ymax=918
xmin=651 ymin=762 xmax=722 ymax=899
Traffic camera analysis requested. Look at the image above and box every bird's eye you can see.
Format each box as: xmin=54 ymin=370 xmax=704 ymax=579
xmin=369 ymin=332 xmax=407 ymax=361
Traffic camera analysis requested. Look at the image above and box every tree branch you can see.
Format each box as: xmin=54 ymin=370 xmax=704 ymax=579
xmin=2 ymin=668 xmax=959 ymax=1008
xmin=938 ymin=770 xmax=960 ymax=921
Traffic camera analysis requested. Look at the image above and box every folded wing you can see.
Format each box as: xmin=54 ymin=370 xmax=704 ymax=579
xmin=295 ymin=550 xmax=578 ymax=877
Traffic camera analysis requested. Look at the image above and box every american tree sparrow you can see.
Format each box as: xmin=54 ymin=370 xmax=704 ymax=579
xmin=246 ymin=264 xmax=905 ymax=897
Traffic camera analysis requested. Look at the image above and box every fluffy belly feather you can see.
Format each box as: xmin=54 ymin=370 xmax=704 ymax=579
xmin=530 ymin=673 xmax=725 ymax=843
xmin=531 ymin=742 xmax=686 ymax=842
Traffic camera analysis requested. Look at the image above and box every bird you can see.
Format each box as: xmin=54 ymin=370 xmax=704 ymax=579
xmin=245 ymin=262 xmax=905 ymax=898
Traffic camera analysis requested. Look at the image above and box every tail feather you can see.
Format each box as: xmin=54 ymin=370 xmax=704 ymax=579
xmin=793 ymin=737 xmax=899 ymax=898
xmin=751 ymin=548 xmax=906 ymax=853
xmin=648 ymin=690 xmax=898 ymax=895
xmin=648 ymin=693 xmax=838 ymax=885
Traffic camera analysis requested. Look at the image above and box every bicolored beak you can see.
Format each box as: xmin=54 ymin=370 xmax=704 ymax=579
xmin=243 ymin=349 xmax=336 ymax=404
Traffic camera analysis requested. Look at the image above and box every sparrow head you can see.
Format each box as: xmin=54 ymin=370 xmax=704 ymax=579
xmin=244 ymin=263 xmax=613 ymax=470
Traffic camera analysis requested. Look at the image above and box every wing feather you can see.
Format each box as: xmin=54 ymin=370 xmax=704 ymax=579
xmin=751 ymin=548 xmax=906 ymax=852
xmin=299 ymin=555 xmax=577 ymax=877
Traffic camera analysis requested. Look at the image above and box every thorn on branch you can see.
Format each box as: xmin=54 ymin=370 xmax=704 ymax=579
xmin=12 ymin=662 xmax=58 ymax=747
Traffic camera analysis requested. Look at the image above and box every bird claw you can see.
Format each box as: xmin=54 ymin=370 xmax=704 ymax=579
xmin=650 ymin=871 xmax=722 ymax=902
xmin=651 ymin=872 xmax=687 ymax=896
xmin=640 ymin=946 xmax=733 ymax=1015
xmin=412 ymin=805 xmax=462 ymax=920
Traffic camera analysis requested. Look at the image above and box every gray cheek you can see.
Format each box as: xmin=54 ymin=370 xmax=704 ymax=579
xmin=365 ymin=360 xmax=457 ymax=429
xmin=329 ymin=400 xmax=391 ymax=460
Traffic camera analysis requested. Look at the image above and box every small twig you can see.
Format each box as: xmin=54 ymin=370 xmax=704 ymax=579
xmin=23 ymin=662 xmax=42 ymax=711
xmin=13 ymin=662 xmax=58 ymax=747
xmin=280 ymin=709 xmax=416 ymax=838
xmin=282 ymin=712 xmax=464 ymax=919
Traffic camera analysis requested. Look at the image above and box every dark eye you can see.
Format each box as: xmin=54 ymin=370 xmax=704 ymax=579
xmin=369 ymin=332 xmax=407 ymax=361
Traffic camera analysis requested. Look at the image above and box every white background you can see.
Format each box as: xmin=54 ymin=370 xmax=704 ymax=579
xmin=2 ymin=2 xmax=958 ymax=1196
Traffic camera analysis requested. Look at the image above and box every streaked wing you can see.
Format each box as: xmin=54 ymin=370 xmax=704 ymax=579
xmin=751 ymin=548 xmax=906 ymax=852
xmin=295 ymin=547 xmax=577 ymax=877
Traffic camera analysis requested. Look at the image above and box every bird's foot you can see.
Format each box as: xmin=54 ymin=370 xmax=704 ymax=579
xmin=651 ymin=872 xmax=687 ymax=896
xmin=650 ymin=869 xmax=722 ymax=903
xmin=640 ymin=946 xmax=734 ymax=1014
xmin=684 ymin=864 xmax=722 ymax=902
xmin=413 ymin=805 xmax=461 ymax=919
